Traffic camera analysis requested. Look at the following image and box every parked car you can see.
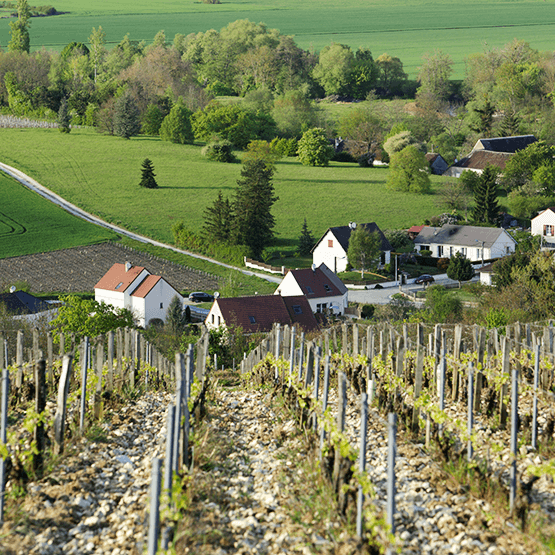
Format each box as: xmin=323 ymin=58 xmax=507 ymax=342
xmin=189 ymin=292 xmax=214 ymax=303
xmin=414 ymin=274 xmax=435 ymax=285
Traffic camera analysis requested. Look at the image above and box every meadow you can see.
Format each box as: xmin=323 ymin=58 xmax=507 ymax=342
xmin=0 ymin=127 xmax=450 ymax=256
xmin=0 ymin=170 xmax=117 ymax=259
xmin=0 ymin=0 xmax=554 ymax=78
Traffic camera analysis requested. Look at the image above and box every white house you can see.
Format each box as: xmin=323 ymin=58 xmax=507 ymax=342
xmin=531 ymin=207 xmax=555 ymax=247
xmin=94 ymin=262 xmax=183 ymax=327
xmin=478 ymin=262 xmax=496 ymax=286
xmin=274 ymin=263 xmax=348 ymax=315
xmin=413 ymin=225 xmax=516 ymax=262
xmin=312 ymin=222 xmax=392 ymax=274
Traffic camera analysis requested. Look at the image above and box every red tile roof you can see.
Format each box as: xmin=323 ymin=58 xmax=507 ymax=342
xmin=407 ymin=225 xmax=426 ymax=234
xmin=457 ymin=150 xmax=512 ymax=171
xmin=94 ymin=263 xmax=145 ymax=293
xmin=213 ymin=295 xmax=318 ymax=333
xmin=131 ymin=275 xmax=161 ymax=298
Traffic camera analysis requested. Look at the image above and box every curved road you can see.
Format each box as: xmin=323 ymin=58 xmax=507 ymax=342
xmin=0 ymin=162 xmax=282 ymax=284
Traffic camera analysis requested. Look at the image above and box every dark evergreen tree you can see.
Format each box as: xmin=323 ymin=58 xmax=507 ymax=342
xmin=498 ymin=110 xmax=521 ymax=137
xmin=166 ymin=295 xmax=186 ymax=335
xmin=469 ymin=98 xmax=495 ymax=135
xmin=233 ymin=159 xmax=278 ymax=259
xmin=57 ymin=98 xmax=71 ymax=133
xmin=139 ymin=158 xmax=158 ymax=189
xmin=472 ymin=165 xmax=500 ymax=225
xmin=298 ymin=218 xmax=315 ymax=256
xmin=203 ymin=191 xmax=233 ymax=243
xmin=114 ymin=91 xmax=141 ymax=139
xmin=446 ymin=252 xmax=475 ymax=288
xmin=141 ymin=103 xmax=165 ymax=136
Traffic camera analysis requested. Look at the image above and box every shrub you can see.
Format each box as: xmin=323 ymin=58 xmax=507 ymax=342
xmin=297 ymin=128 xmax=334 ymax=167
xmin=332 ymin=150 xmax=356 ymax=163
xmin=270 ymin=137 xmax=297 ymax=157
xmin=202 ymin=141 xmax=238 ymax=163
xmin=361 ymin=304 xmax=375 ymax=319
xmin=437 ymin=257 xmax=450 ymax=271
xmin=419 ymin=249 xmax=432 ymax=257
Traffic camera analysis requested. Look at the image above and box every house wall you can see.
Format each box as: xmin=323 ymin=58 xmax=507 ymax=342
xmin=531 ymin=210 xmax=555 ymax=245
xmin=205 ymin=301 xmax=225 ymax=330
xmin=313 ymin=230 xmax=348 ymax=273
xmin=490 ymin=233 xmax=516 ymax=259
xmin=480 ymin=272 xmax=493 ymax=286
xmin=274 ymin=273 xmax=304 ymax=297
xmin=418 ymin=234 xmax=514 ymax=262
xmin=305 ymin=294 xmax=347 ymax=315
xmin=95 ymin=289 xmax=125 ymax=310
xmin=138 ymin=280 xmax=183 ymax=328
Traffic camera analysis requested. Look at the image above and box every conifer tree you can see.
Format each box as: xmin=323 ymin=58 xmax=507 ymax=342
xmin=139 ymin=158 xmax=158 ymax=189
xmin=203 ymin=191 xmax=233 ymax=243
xmin=57 ymin=98 xmax=71 ymax=133
xmin=446 ymin=251 xmax=474 ymax=288
xmin=472 ymin=165 xmax=500 ymax=225
xmin=298 ymin=218 xmax=315 ymax=256
xmin=233 ymin=159 xmax=278 ymax=259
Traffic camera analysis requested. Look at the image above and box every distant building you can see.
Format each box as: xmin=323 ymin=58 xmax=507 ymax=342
xmin=205 ymin=295 xmax=319 ymax=333
xmin=274 ymin=263 xmax=348 ymax=315
xmin=0 ymin=289 xmax=57 ymax=322
xmin=312 ymin=222 xmax=392 ymax=273
xmin=425 ymin=153 xmax=448 ymax=175
xmin=443 ymin=134 xmax=537 ymax=178
xmin=94 ymin=262 xmax=183 ymax=327
xmin=531 ymin=207 xmax=555 ymax=248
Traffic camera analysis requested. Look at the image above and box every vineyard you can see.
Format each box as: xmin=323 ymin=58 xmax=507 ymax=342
xmin=0 ymin=320 xmax=554 ymax=553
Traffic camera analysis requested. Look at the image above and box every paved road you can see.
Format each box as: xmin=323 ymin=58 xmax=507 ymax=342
xmin=0 ymin=162 xmax=282 ymax=285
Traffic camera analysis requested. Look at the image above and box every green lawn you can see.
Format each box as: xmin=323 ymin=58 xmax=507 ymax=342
xmin=0 ymin=170 xmax=117 ymax=259
xmin=0 ymin=0 xmax=554 ymax=78
xmin=0 ymin=127 xmax=448 ymax=254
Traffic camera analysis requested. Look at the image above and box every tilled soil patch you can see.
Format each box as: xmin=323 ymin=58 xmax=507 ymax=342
xmin=0 ymin=242 xmax=218 ymax=293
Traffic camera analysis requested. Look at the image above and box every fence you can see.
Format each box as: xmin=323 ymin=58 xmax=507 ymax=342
xmin=236 ymin=319 xmax=555 ymax=548
xmin=244 ymin=257 xmax=286 ymax=275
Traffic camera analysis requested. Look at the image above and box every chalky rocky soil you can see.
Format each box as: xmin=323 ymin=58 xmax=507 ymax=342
xmin=0 ymin=380 xmax=543 ymax=554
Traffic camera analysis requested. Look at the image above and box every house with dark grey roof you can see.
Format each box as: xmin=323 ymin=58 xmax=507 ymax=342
xmin=205 ymin=295 xmax=319 ymax=333
xmin=0 ymin=290 xmax=57 ymax=322
xmin=94 ymin=262 xmax=183 ymax=327
xmin=443 ymin=134 xmax=536 ymax=178
xmin=312 ymin=222 xmax=392 ymax=274
xmin=413 ymin=225 xmax=516 ymax=262
xmin=274 ymin=263 xmax=348 ymax=315
xmin=425 ymin=153 xmax=448 ymax=175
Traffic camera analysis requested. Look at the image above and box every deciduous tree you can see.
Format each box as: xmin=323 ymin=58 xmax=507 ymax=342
xmin=347 ymin=225 xmax=381 ymax=278
xmin=8 ymin=0 xmax=30 ymax=53
xmin=160 ymin=100 xmax=194 ymax=144
xmin=386 ymin=145 xmax=431 ymax=194
xmin=297 ymin=127 xmax=333 ymax=167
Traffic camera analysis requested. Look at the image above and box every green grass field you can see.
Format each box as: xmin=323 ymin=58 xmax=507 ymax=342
xmin=0 ymin=170 xmax=117 ymax=259
xmin=0 ymin=127 xmax=449 ymax=255
xmin=0 ymin=0 xmax=554 ymax=78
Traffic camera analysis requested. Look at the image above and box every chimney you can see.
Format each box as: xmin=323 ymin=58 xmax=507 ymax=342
xmin=125 ymin=261 xmax=132 ymax=272
xmin=349 ymin=222 xmax=357 ymax=229
xmin=311 ymin=263 xmax=316 ymax=273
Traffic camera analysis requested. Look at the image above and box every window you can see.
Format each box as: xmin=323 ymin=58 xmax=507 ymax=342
xmin=324 ymin=284 xmax=332 ymax=292
xmin=420 ymin=245 xmax=429 ymax=251
xmin=249 ymin=316 xmax=256 ymax=324
xmin=449 ymin=247 xmax=453 ymax=256
xmin=506 ymin=246 xmax=511 ymax=254
xmin=476 ymin=248 xmax=481 ymax=259
xmin=115 ymin=282 xmax=124 ymax=290
xmin=545 ymin=224 xmax=555 ymax=236
xmin=461 ymin=247 xmax=467 ymax=256
xmin=160 ymin=302 xmax=163 ymax=309
xmin=328 ymin=239 xmax=333 ymax=248
xmin=292 ymin=305 xmax=303 ymax=314
xmin=438 ymin=246 xmax=443 ymax=257
xmin=211 ymin=314 xmax=215 ymax=324
xmin=306 ymin=286 xmax=314 ymax=294
xmin=217 ymin=316 xmax=221 ymax=325
xmin=317 ymin=303 xmax=327 ymax=313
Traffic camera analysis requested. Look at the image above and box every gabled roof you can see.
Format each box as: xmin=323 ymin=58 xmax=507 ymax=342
xmin=453 ymin=150 xmax=513 ymax=171
xmin=475 ymin=135 xmax=536 ymax=153
xmin=414 ymin=225 xmax=516 ymax=248
xmin=408 ymin=225 xmax=427 ymax=234
xmin=0 ymin=291 xmax=49 ymax=314
xmin=213 ymin=295 xmax=318 ymax=333
xmin=532 ymin=207 xmax=555 ymax=221
xmin=313 ymin=223 xmax=392 ymax=254
xmin=285 ymin=263 xmax=348 ymax=298
xmin=131 ymin=275 xmax=162 ymax=298
xmin=94 ymin=263 xmax=145 ymax=293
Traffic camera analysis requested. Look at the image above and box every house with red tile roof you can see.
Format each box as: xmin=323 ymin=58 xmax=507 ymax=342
xmin=94 ymin=262 xmax=183 ymax=327
xmin=205 ymin=295 xmax=319 ymax=333
xmin=274 ymin=263 xmax=348 ymax=315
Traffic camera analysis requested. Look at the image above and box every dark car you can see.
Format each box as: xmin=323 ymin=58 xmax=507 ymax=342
xmin=189 ymin=292 xmax=214 ymax=303
xmin=414 ymin=274 xmax=435 ymax=285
